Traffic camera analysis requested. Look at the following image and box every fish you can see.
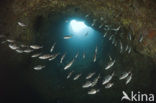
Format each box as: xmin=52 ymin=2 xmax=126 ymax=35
xmin=103 ymin=32 xmax=108 ymax=37
xmin=50 ymin=42 xmax=56 ymax=53
xmin=39 ymin=54 xmax=52 ymax=59
xmin=119 ymin=71 xmax=131 ymax=80
xmin=120 ymin=41 xmax=123 ymax=53
xmin=23 ymin=49 xmax=33 ymax=53
xmin=105 ymin=82 xmax=114 ymax=88
xmin=1 ymin=41 xmax=7 ymax=44
xmin=30 ymin=45 xmax=43 ymax=50
xmin=84 ymin=32 xmax=89 ymax=37
xmin=8 ymin=44 xmax=19 ymax=50
xmin=91 ymin=74 xmax=100 ymax=87
xmin=83 ymin=53 xmax=85 ymax=59
xmin=64 ymin=58 xmax=74 ymax=70
xmin=49 ymin=53 xmax=59 ymax=61
xmin=20 ymin=44 xmax=28 ymax=48
xmin=67 ymin=71 xmax=73 ymax=79
xmin=128 ymin=33 xmax=132 ymax=41
xmin=65 ymin=20 xmax=69 ymax=23
xmin=73 ymin=74 xmax=81 ymax=80
xmin=109 ymin=35 xmax=113 ymax=41
xmin=128 ymin=47 xmax=131 ymax=54
xmin=31 ymin=53 xmax=41 ymax=58
xmin=102 ymin=72 xmax=114 ymax=85
xmin=125 ymin=45 xmax=129 ymax=52
xmin=109 ymin=55 xmax=112 ymax=61
xmin=91 ymin=23 xmax=95 ymax=27
xmin=18 ymin=22 xmax=26 ymax=27
xmin=85 ymin=14 xmax=89 ymax=18
xmin=60 ymin=53 xmax=66 ymax=63
xmin=64 ymin=35 xmax=72 ymax=39
xmin=33 ymin=65 xmax=45 ymax=70
xmin=112 ymin=38 xmax=115 ymax=44
xmin=105 ymin=60 xmax=116 ymax=70
xmin=98 ymin=24 xmax=103 ymax=29
xmin=112 ymin=26 xmax=120 ymax=31
xmin=93 ymin=53 xmax=96 ymax=62
xmin=88 ymin=89 xmax=99 ymax=95
xmin=126 ymin=73 xmax=132 ymax=85
xmin=7 ymin=39 xmax=15 ymax=43
xmin=139 ymin=34 xmax=144 ymax=42
xmin=114 ymin=42 xmax=117 ymax=47
xmin=86 ymin=73 xmax=95 ymax=79
xmin=16 ymin=49 xmax=23 ymax=53
xmin=100 ymin=17 xmax=104 ymax=21
xmin=75 ymin=52 xmax=79 ymax=58
xmin=95 ymin=45 xmax=98 ymax=53
xmin=82 ymin=81 xmax=92 ymax=88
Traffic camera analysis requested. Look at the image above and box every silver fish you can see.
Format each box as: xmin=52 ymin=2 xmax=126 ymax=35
xmin=86 ymin=73 xmax=95 ymax=79
xmin=119 ymin=71 xmax=131 ymax=80
xmin=112 ymin=26 xmax=120 ymax=31
xmin=20 ymin=44 xmax=28 ymax=48
xmin=82 ymin=81 xmax=92 ymax=88
xmin=23 ymin=49 xmax=33 ymax=53
xmin=139 ymin=34 xmax=144 ymax=42
xmin=98 ymin=24 xmax=103 ymax=29
xmin=67 ymin=71 xmax=73 ymax=79
xmin=105 ymin=60 xmax=115 ymax=70
xmin=109 ymin=55 xmax=112 ymax=61
xmin=39 ymin=54 xmax=52 ymax=59
xmin=84 ymin=32 xmax=89 ymax=37
xmin=18 ymin=22 xmax=26 ymax=27
xmin=100 ymin=17 xmax=104 ymax=21
xmin=31 ymin=53 xmax=41 ymax=58
xmin=64 ymin=58 xmax=74 ymax=70
xmin=33 ymin=65 xmax=45 ymax=70
xmin=93 ymin=53 xmax=96 ymax=62
xmin=1 ymin=41 xmax=7 ymax=44
xmin=73 ymin=74 xmax=81 ymax=80
xmin=60 ymin=53 xmax=66 ymax=63
xmin=64 ymin=35 xmax=72 ymax=39
xmin=91 ymin=74 xmax=100 ymax=87
xmin=50 ymin=42 xmax=56 ymax=52
xmin=85 ymin=14 xmax=89 ymax=18
xmin=120 ymin=41 xmax=123 ymax=53
xmin=102 ymin=72 xmax=114 ymax=85
xmin=83 ymin=53 xmax=85 ymax=59
xmin=95 ymin=46 xmax=98 ymax=53
xmin=103 ymin=32 xmax=107 ymax=37
xmin=109 ymin=35 xmax=113 ymax=40
xmin=88 ymin=89 xmax=99 ymax=95
xmin=49 ymin=53 xmax=59 ymax=61
xmin=128 ymin=33 xmax=132 ymax=41
xmin=7 ymin=39 xmax=15 ymax=43
xmin=126 ymin=73 xmax=132 ymax=85
xmin=16 ymin=49 xmax=23 ymax=53
xmin=128 ymin=47 xmax=131 ymax=54
xmin=91 ymin=23 xmax=95 ymax=27
xmin=125 ymin=45 xmax=129 ymax=52
xmin=75 ymin=52 xmax=79 ymax=58
xmin=114 ymin=42 xmax=117 ymax=47
xmin=30 ymin=45 xmax=43 ymax=50
xmin=9 ymin=44 xmax=19 ymax=50
xmin=112 ymin=38 xmax=115 ymax=44
xmin=105 ymin=82 xmax=114 ymax=88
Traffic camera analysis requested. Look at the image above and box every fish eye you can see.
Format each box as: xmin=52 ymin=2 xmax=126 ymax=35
xmin=0 ymin=1 xmax=156 ymax=103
